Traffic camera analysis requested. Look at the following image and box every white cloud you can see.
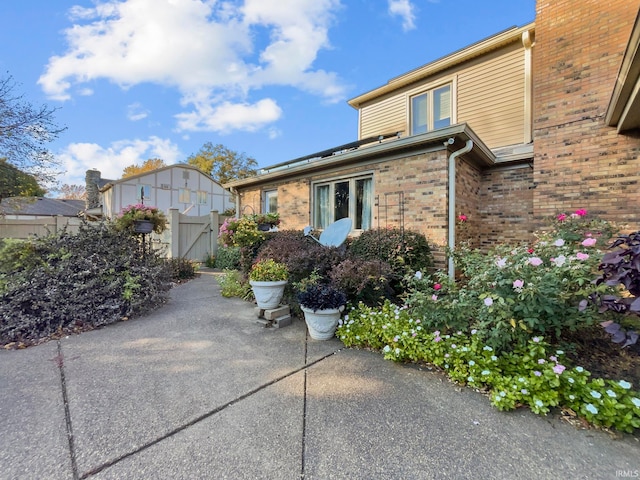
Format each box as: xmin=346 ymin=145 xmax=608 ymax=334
xmin=175 ymin=98 xmax=282 ymax=133
xmin=127 ymin=102 xmax=149 ymax=121
xmin=55 ymin=136 xmax=182 ymax=185
xmin=38 ymin=0 xmax=346 ymax=133
xmin=388 ymin=0 xmax=416 ymax=31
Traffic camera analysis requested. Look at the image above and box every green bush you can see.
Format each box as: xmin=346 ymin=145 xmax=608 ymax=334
xmin=348 ymin=228 xmax=433 ymax=278
xmin=337 ymin=301 xmax=640 ymax=433
xmin=166 ymin=257 xmax=198 ymax=281
xmin=0 ymin=222 xmax=172 ymax=346
xmin=404 ymin=211 xmax=617 ymax=353
xmin=217 ymin=269 xmax=253 ymax=300
xmin=215 ymin=246 xmax=241 ymax=270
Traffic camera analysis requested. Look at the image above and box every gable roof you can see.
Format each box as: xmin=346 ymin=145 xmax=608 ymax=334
xmin=0 ymin=197 xmax=85 ymax=216
xmin=348 ymin=22 xmax=535 ymax=108
xmin=100 ymin=164 xmax=221 ymax=191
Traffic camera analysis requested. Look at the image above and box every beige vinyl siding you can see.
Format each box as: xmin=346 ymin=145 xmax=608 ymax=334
xmin=457 ymin=44 xmax=525 ymax=148
xmin=358 ymin=41 xmax=527 ymax=149
xmin=360 ymin=95 xmax=405 ymax=139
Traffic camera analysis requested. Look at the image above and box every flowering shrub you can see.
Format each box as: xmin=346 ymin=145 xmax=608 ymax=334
xmin=114 ymin=204 xmax=167 ymax=234
xmin=404 ymin=210 xmax=616 ymax=352
xmin=547 ymin=208 xmax=615 ymax=246
xmin=219 ymin=216 xmax=265 ymax=248
xmin=337 ymin=301 xmax=640 ymax=433
xmin=248 ymin=258 xmax=288 ymax=282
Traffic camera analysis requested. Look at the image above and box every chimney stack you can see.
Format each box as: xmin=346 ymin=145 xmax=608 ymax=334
xmin=85 ymin=169 xmax=101 ymax=210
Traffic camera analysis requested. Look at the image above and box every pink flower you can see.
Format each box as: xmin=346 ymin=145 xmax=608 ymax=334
xmin=495 ymin=257 xmax=507 ymax=268
xmin=575 ymin=209 xmax=587 ymax=217
xmin=553 ymin=364 xmax=566 ymax=375
xmin=433 ymin=283 xmax=442 ymax=291
xmin=581 ymin=238 xmax=597 ymax=247
xmin=527 ymin=248 xmax=534 ymax=254
xmin=433 ymin=336 xmax=441 ymax=343
xmin=512 ymin=279 xmax=524 ymax=290
xmin=576 ymin=252 xmax=589 ymax=260
xmin=556 ymin=213 xmax=567 ymax=222
xmin=458 ymin=214 xmax=467 ymax=222
xmin=431 ymin=294 xmax=438 ymax=301
xmin=528 ymin=257 xmax=543 ymax=266
xmin=484 ymin=297 xmax=494 ymax=306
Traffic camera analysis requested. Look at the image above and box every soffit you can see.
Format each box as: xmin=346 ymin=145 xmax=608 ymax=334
xmin=606 ymin=9 xmax=640 ymax=132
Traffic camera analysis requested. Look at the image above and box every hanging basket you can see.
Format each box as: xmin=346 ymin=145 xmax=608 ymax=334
xmin=133 ymin=220 xmax=154 ymax=234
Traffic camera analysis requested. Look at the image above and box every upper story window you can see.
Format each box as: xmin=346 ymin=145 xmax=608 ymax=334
xmin=196 ymin=190 xmax=208 ymax=205
xmin=264 ymin=190 xmax=278 ymax=213
xmin=136 ymin=184 xmax=151 ymax=201
xmin=179 ymin=188 xmax=191 ymax=203
xmin=410 ymin=83 xmax=452 ymax=135
xmin=314 ymin=175 xmax=373 ymax=231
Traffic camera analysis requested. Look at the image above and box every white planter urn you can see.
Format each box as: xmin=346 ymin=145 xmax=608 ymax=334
xmin=250 ymin=280 xmax=287 ymax=309
xmin=301 ymin=305 xmax=344 ymax=340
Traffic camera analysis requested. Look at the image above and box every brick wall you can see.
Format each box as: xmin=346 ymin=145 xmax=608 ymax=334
xmin=533 ymin=0 xmax=640 ymax=226
xmin=479 ymin=164 xmax=535 ymax=247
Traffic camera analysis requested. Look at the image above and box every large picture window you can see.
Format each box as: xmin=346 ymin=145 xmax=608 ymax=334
xmin=314 ymin=176 xmax=373 ymax=230
xmin=410 ymin=83 xmax=451 ymax=135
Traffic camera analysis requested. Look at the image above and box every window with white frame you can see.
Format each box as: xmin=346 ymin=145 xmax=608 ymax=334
xmin=179 ymin=188 xmax=191 ymax=203
xmin=196 ymin=190 xmax=208 ymax=205
xmin=264 ymin=189 xmax=277 ymax=213
xmin=410 ymin=83 xmax=451 ymax=135
xmin=314 ymin=175 xmax=373 ymax=230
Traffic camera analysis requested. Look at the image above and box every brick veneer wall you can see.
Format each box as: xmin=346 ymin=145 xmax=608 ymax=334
xmin=479 ymin=164 xmax=535 ymax=247
xmin=533 ymin=0 xmax=640 ymax=227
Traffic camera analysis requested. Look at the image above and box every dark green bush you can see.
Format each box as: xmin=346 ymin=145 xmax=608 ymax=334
xmin=0 ymin=222 xmax=172 ymax=346
xmin=329 ymin=258 xmax=395 ymax=307
xmin=348 ymin=228 xmax=433 ymax=277
xmin=166 ymin=257 xmax=197 ymax=281
xmin=215 ymin=246 xmax=241 ymax=270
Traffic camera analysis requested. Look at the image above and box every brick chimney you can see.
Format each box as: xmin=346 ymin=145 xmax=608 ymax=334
xmin=85 ymin=169 xmax=102 ymax=210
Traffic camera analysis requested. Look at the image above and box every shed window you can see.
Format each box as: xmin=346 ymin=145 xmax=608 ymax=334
xmin=411 ymin=84 xmax=451 ymax=135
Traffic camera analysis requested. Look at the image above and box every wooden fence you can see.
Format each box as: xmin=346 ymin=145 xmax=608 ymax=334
xmin=0 ymin=216 xmax=82 ymax=239
xmin=1 ymin=211 xmax=230 ymax=263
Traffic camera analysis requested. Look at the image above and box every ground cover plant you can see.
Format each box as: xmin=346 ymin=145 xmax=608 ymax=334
xmin=0 ymin=222 xmax=172 ymax=347
xmin=337 ymin=210 xmax=640 ymax=433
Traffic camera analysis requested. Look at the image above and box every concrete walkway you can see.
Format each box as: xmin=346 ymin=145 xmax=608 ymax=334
xmin=1 ymin=270 xmax=638 ymax=479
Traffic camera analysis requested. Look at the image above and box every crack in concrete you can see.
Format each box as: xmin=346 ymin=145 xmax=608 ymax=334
xmin=71 ymin=345 xmax=342 ymax=479
xmin=56 ymin=340 xmax=80 ymax=480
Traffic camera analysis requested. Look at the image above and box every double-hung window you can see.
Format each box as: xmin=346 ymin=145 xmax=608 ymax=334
xmin=314 ymin=175 xmax=373 ymax=231
xmin=410 ymin=83 xmax=452 ymax=135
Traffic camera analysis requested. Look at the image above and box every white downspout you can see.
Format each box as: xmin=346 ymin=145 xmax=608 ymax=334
xmin=447 ymin=138 xmax=474 ymax=279
xmin=229 ymin=187 xmax=240 ymax=218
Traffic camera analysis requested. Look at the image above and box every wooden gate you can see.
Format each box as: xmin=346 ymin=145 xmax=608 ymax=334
xmin=165 ymin=209 xmax=228 ymax=261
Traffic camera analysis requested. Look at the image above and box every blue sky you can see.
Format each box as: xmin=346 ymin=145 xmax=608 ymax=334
xmin=1 ymin=0 xmax=535 ymax=190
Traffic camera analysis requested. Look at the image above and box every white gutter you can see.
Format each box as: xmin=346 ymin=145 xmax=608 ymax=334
xmin=447 ymin=138 xmax=474 ymax=279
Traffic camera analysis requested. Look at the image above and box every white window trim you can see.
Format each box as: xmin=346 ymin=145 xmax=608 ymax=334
xmin=406 ymin=77 xmax=457 ymax=135
xmin=311 ymin=172 xmax=374 ymax=231
xmin=263 ymin=189 xmax=278 ymax=213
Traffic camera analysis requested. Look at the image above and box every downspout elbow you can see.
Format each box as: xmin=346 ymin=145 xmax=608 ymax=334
xmin=448 ymin=139 xmax=474 ymax=279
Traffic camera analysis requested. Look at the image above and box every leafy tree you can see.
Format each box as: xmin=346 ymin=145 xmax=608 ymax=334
xmin=122 ymin=158 xmax=167 ymax=178
xmin=0 ymin=73 xmax=65 ymax=184
xmin=0 ymin=158 xmax=46 ymax=201
xmin=187 ymin=143 xmax=257 ymax=184
xmin=57 ymin=184 xmax=86 ymax=200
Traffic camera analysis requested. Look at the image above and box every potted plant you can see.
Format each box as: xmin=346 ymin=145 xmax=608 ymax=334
xmin=254 ymin=212 xmax=281 ymax=232
xmin=297 ymin=283 xmax=347 ymax=340
xmin=249 ymin=258 xmax=289 ymax=309
xmin=115 ymin=204 xmax=167 ymax=234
